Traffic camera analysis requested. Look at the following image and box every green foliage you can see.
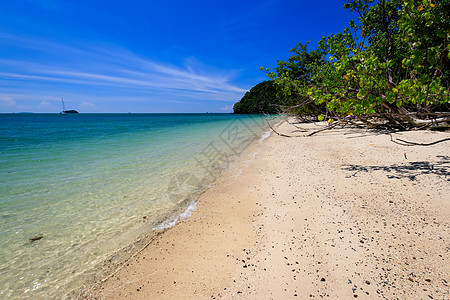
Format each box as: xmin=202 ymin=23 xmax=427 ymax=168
xmin=267 ymin=0 xmax=449 ymax=127
xmin=233 ymin=81 xmax=280 ymax=114
xmin=265 ymin=42 xmax=327 ymax=116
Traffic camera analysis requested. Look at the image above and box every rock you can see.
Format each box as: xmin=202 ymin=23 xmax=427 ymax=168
xmin=30 ymin=233 xmax=44 ymax=241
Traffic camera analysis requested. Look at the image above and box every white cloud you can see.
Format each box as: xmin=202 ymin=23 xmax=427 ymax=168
xmin=220 ymin=105 xmax=234 ymax=111
xmin=79 ymin=102 xmax=99 ymax=111
xmin=0 ymin=36 xmax=249 ymax=112
xmin=0 ymin=95 xmax=30 ymax=112
xmin=0 ymin=95 xmax=16 ymax=107
xmin=38 ymin=101 xmax=51 ymax=108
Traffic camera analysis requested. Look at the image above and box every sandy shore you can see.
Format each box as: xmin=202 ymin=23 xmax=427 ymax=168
xmin=83 ymin=120 xmax=449 ymax=299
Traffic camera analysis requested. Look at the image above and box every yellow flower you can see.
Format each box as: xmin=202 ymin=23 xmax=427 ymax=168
xmin=418 ymin=4 xmax=424 ymax=11
xmin=430 ymin=3 xmax=435 ymax=7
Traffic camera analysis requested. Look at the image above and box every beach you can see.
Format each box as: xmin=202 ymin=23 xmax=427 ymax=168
xmin=0 ymin=113 xmax=268 ymax=299
xmin=83 ymin=120 xmax=449 ymax=299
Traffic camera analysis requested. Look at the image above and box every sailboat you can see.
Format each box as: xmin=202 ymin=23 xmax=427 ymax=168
xmin=60 ymin=98 xmax=78 ymax=114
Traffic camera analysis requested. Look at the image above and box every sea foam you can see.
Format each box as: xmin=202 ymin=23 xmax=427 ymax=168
xmin=0 ymin=113 xmax=267 ymax=299
xmin=152 ymin=201 xmax=197 ymax=231
xmin=259 ymin=130 xmax=271 ymax=143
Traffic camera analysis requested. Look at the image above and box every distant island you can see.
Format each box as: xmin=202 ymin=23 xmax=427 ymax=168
xmin=233 ymin=81 xmax=279 ymax=114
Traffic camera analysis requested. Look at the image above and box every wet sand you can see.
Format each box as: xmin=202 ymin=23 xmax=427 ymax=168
xmin=83 ymin=120 xmax=449 ymax=299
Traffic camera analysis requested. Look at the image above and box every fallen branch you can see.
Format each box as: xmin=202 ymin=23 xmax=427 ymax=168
xmin=287 ymin=121 xmax=308 ymax=132
xmin=390 ymin=134 xmax=450 ymax=146
xmin=266 ymin=118 xmax=292 ymax=137
xmin=307 ymin=121 xmax=341 ymax=136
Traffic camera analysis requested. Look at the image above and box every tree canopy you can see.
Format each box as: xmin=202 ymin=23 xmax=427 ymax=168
xmin=263 ymin=0 xmax=450 ymax=129
xmin=233 ymin=81 xmax=280 ymax=114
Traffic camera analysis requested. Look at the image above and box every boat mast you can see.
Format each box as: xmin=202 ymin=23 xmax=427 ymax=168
xmin=61 ymin=97 xmax=66 ymax=111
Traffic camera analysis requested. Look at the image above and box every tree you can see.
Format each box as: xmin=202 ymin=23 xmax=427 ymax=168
xmin=265 ymin=42 xmax=327 ymax=119
xmin=233 ymin=81 xmax=280 ymax=114
xmin=268 ymin=0 xmax=450 ymax=130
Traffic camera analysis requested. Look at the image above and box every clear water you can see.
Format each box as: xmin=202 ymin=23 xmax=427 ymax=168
xmin=0 ymin=113 xmax=268 ymax=299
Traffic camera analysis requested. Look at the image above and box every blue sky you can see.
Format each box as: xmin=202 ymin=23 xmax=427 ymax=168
xmin=0 ymin=0 xmax=355 ymax=113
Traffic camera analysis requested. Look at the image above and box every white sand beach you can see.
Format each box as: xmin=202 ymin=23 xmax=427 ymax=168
xmin=83 ymin=120 xmax=449 ymax=299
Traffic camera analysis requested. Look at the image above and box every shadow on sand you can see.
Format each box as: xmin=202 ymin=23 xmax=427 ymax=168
xmin=342 ymin=155 xmax=450 ymax=181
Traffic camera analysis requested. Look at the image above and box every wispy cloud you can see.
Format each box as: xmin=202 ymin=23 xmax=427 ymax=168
xmin=0 ymin=35 xmax=248 ymax=112
xmin=0 ymin=94 xmax=30 ymax=111
xmin=220 ymin=105 xmax=234 ymax=111
xmin=0 ymin=95 xmax=17 ymax=107
xmin=38 ymin=100 xmax=51 ymax=109
xmin=79 ymin=102 xmax=99 ymax=111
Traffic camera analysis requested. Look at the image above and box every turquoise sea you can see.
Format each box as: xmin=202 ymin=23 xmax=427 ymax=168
xmin=0 ymin=113 xmax=269 ymax=299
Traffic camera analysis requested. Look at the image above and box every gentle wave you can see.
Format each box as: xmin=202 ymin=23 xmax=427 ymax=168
xmin=0 ymin=113 xmax=272 ymax=299
xmin=259 ymin=130 xmax=271 ymax=142
xmin=152 ymin=200 xmax=197 ymax=231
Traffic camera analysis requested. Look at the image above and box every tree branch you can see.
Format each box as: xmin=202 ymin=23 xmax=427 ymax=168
xmin=266 ymin=118 xmax=292 ymax=137
xmin=390 ymin=134 xmax=450 ymax=146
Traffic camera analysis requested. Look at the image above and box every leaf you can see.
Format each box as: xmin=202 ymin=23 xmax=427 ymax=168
xmin=318 ymin=114 xmax=325 ymax=121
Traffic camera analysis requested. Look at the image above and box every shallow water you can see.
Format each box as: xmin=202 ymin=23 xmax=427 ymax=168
xmin=0 ymin=113 xmax=269 ymax=299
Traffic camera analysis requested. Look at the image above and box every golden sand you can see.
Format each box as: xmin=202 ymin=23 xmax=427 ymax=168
xmin=85 ymin=120 xmax=449 ymax=299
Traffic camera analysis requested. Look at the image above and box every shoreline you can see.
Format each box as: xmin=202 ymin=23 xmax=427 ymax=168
xmin=1 ymin=114 xmax=270 ymax=299
xmin=71 ymin=116 xmax=272 ymax=298
xmin=82 ymin=120 xmax=449 ymax=299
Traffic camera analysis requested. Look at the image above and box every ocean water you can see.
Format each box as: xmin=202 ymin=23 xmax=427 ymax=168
xmin=0 ymin=113 xmax=269 ymax=299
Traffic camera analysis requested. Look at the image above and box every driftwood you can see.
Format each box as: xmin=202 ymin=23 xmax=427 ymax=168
xmin=390 ymin=134 xmax=450 ymax=146
xmin=265 ymin=118 xmax=292 ymax=137
xmin=261 ymin=97 xmax=450 ymax=139
xmin=307 ymin=121 xmax=341 ymax=136
xmin=265 ymin=114 xmax=450 ymax=145
xmin=287 ymin=119 xmax=308 ymax=132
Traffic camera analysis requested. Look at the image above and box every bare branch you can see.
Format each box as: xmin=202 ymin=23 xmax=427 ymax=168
xmin=390 ymin=134 xmax=450 ymax=146
xmin=307 ymin=121 xmax=341 ymax=136
xmin=266 ymin=118 xmax=292 ymax=138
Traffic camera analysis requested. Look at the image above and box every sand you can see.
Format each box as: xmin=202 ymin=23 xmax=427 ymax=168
xmin=83 ymin=119 xmax=449 ymax=299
